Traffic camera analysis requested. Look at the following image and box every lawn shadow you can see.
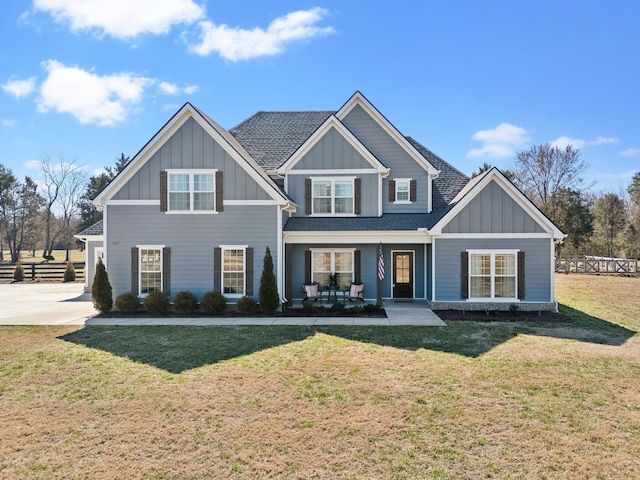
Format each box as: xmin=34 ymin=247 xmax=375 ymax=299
xmin=59 ymin=305 xmax=636 ymax=373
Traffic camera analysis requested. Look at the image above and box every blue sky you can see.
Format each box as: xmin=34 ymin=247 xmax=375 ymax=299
xmin=2 ymin=0 xmax=639 ymax=194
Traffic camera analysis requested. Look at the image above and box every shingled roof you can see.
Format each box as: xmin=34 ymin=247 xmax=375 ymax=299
xmin=229 ymin=111 xmax=334 ymax=171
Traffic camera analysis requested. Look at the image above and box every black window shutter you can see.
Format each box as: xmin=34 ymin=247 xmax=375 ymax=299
xmin=305 ymin=179 xmax=312 ymax=215
xmin=215 ymin=171 xmax=224 ymax=212
xmin=354 ymin=178 xmax=361 ymax=214
xmin=410 ymin=180 xmax=417 ymax=202
xmin=461 ymin=251 xmax=469 ymax=299
xmin=285 ymin=244 xmax=293 ymax=305
xmin=214 ymin=247 xmax=221 ymax=292
xmin=245 ymin=247 xmax=254 ymax=297
xmin=518 ymin=251 xmax=525 ymax=300
xmin=354 ymin=250 xmax=361 ymax=283
xmin=304 ymin=250 xmax=312 ymax=284
xmin=160 ymin=172 xmax=167 ymax=212
xmin=131 ymin=247 xmax=139 ymax=294
xmin=163 ymin=247 xmax=171 ymax=294
xmin=388 ymin=180 xmax=396 ymax=202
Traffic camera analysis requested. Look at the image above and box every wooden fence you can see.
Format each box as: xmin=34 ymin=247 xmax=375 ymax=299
xmin=555 ymin=256 xmax=639 ymax=275
xmin=0 ymin=263 xmax=85 ymax=282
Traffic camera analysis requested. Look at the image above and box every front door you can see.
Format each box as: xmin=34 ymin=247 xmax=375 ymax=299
xmin=393 ymin=252 xmax=413 ymax=299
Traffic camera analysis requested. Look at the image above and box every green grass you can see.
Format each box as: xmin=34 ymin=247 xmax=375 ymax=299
xmin=0 ymin=274 xmax=639 ymax=479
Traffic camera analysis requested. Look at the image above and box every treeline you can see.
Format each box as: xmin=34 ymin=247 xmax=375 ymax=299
xmin=474 ymin=144 xmax=640 ymax=259
xmin=0 ymin=154 xmax=128 ymax=263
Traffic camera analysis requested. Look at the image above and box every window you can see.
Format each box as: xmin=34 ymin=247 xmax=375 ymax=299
xmin=222 ymin=247 xmax=246 ymax=296
xmin=167 ymin=170 xmax=215 ymax=212
xmin=395 ymin=179 xmax=410 ymax=202
xmin=468 ymin=250 xmax=517 ymax=300
xmin=312 ymin=178 xmax=354 ymax=215
xmin=312 ymin=250 xmax=353 ymax=288
xmin=140 ymin=247 xmax=163 ymax=295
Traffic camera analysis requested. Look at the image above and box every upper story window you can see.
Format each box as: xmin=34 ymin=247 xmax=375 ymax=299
xmin=164 ymin=170 xmax=217 ymax=213
xmin=389 ymin=178 xmax=416 ymax=204
xmin=312 ymin=178 xmax=354 ymax=215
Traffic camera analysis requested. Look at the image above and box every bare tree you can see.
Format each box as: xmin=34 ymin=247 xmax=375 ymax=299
xmin=511 ymin=144 xmax=591 ymax=210
xmin=38 ymin=155 xmax=87 ymax=261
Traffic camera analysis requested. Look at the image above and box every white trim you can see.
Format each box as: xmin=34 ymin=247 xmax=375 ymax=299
xmin=277 ymin=115 xmax=388 ymax=174
xmin=550 ymin=241 xmax=556 ymax=302
xmin=106 ymin=200 xmax=160 ymax=206
xmin=284 ymin=230 xmax=431 ymax=244
xmin=393 ymin=178 xmax=412 ymax=204
xmin=137 ymin=245 xmax=165 ymax=297
xmin=335 ymin=92 xmax=440 ymax=177
xmin=391 ymin=249 xmax=416 ymax=299
xmin=427 ymin=175 xmax=433 ymax=213
xmin=378 ymin=175 xmax=383 ymax=217
xmin=466 ymin=249 xmax=519 ymax=301
xmin=437 ymin=233 xmax=553 ymax=239
xmin=284 ymin=168 xmax=379 ymax=175
xmin=219 ymin=245 xmax=248 ymax=298
xmin=431 ymin=238 xmax=436 ymax=302
xmin=430 ymin=168 xmax=565 ymax=239
xmin=74 ymin=234 xmax=103 ymax=241
xmin=224 ymin=200 xmax=281 ymax=206
xmin=277 ymin=206 xmax=284 ymax=303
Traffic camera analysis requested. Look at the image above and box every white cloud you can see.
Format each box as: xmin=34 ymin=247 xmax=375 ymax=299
xmin=158 ymin=81 xmax=198 ymax=96
xmin=37 ymin=60 xmax=154 ymax=126
xmin=2 ymin=119 xmax=17 ymax=127
xmin=620 ymin=148 xmax=640 ymax=157
xmin=33 ymin=0 xmax=204 ymax=39
xmin=467 ymin=123 xmax=530 ymax=158
xmin=2 ymin=76 xmax=37 ymax=98
xmin=551 ymin=135 xmax=620 ymax=150
xmin=187 ymin=7 xmax=335 ymax=61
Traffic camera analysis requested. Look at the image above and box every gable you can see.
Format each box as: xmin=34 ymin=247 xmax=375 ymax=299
xmin=111 ymin=117 xmax=271 ymax=201
xmin=442 ymin=180 xmax=546 ymax=234
xmin=291 ymin=126 xmax=378 ymax=171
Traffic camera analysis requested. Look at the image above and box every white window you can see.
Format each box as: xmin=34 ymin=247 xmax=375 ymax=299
xmin=139 ymin=247 xmax=163 ymax=296
xmin=222 ymin=246 xmax=246 ymax=296
xmin=168 ymin=170 xmax=215 ymax=212
xmin=395 ymin=179 xmax=411 ymax=203
xmin=312 ymin=249 xmax=354 ymax=289
xmin=312 ymin=178 xmax=354 ymax=215
xmin=468 ymin=250 xmax=518 ymax=300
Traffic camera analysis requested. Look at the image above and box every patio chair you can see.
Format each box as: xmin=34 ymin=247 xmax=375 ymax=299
xmin=347 ymin=283 xmax=364 ymax=302
xmin=302 ymin=282 xmax=321 ymax=304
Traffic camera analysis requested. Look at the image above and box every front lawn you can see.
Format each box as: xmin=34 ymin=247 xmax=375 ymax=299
xmin=0 ymin=274 xmax=638 ymax=479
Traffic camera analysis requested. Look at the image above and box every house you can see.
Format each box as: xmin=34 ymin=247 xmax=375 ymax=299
xmin=80 ymin=92 xmax=565 ymax=311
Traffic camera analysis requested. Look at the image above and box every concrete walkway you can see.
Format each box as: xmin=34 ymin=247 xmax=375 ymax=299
xmin=0 ymin=283 xmax=446 ymax=326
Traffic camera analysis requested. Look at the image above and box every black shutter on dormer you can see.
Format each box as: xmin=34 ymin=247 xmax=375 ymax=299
xmin=354 ymin=178 xmax=361 ymax=214
xmin=305 ymin=179 xmax=312 ymax=215
xmin=410 ymin=180 xmax=417 ymax=202
xmin=215 ymin=171 xmax=224 ymax=212
xmin=160 ymin=172 xmax=168 ymax=212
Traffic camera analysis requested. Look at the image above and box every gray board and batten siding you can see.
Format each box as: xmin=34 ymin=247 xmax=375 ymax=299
xmin=105 ymin=204 xmax=279 ymax=299
xmin=112 ymin=117 xmax=270 ymax=202
xmin=433 ymin=237 xmax=553 ymax=303
xmin=341 ymin=104 xmax=431 ymax=214
xmin=443 ymin=180 xmax=546 ymax=234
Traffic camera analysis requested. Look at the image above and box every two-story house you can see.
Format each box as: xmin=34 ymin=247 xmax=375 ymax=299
xmin=79 ymin=92 xmax=564 ymax=311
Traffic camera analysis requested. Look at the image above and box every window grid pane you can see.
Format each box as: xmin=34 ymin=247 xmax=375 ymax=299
xmin=312 ymin=251 xmax=353 ymax=289
xmin=468 ymin=252 xmax=517 ymax=299
xmin=311 ymin=179 xmax=354 ymax=214
xmin=223 ymin=249 xmax=245 ymax=295
xmin=140 ymin=249 xmax=162 ymax=295
xmin=396 ymin=181 xmax=410 ymax=201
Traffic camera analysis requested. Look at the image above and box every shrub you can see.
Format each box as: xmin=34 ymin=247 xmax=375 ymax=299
xmin=13 ymin=261 xmax=24 ymax=282
xmin=174 ymin=290 xmax=198 ymax=314
xmin=330 ymin=301 xmax=345 ymax=312
xmin=63 ymin=261 xmax=76 ymax=282
xmin=259 ymin=246 xmax=280 ymax=314
xmin=144 ymin=291 xmax=169 ymax=315
xmin=115 ymin=292 xmax=139 ymax=314
xmin=236 ymin=296 xmax=258 ymax=314
xmin=92 ymin=259 xmax=113 ymax=314
xmin=201 ymin=290 xmax=227 ymax=315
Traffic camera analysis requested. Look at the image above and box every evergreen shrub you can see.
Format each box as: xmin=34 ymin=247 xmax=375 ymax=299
xmin=144 ymin=291 xmax=169 ymax=315
xmin=201 ymin=291 xmax=227 ymax=314
xmin=174 ymin=290 xmax=198 ymax=314
xmin=63 ymin=261 xmax=76 ymax=282
xmin=236 ymin=296 xmax=258 ymax=314
xmin=259 ymin=246 xmax=279 ymax=314
xmin=115 ymin=292 xmax=139 ymax=314
xmin=92 ymin=259 xmax=113 ymax=313
xmin=13 ymin=261 xmax=24 ymax=282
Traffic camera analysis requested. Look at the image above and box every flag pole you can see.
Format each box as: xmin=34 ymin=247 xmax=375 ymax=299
xmin=376 ymin=242 xmax=384 ymax=307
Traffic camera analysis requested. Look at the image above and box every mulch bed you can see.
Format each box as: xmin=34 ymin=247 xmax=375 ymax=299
xmin=97 ymin=307 xmax=388 ymax=319
xmin=436 ymin=309 xmax=565 ymax=322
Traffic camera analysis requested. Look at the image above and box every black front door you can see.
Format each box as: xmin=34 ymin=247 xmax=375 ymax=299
xmin=393 ymin=252 xmax=413 ymax=299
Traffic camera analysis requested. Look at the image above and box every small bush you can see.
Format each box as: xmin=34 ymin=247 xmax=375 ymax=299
xmin=115 ymin=292 xmax=139 ymax=314
xmin=174 ymin=290 xmax=198 ymax=314
xmin=13 ymin=261 xmax=24 ymax=282
xmin=201 ymin=291 xmax=227 ymax=315
xmin=63 ymin=261 xmax=76 ymax=282
xmin=92 ymin=259 xmax=113 ymax=314
xmin=330 ymin=301 xmax=345 ymax=312
xmin=236 ymin=296 xmax=258 ymax=314
xmin=144 ymin=291 xmax=169 ymax=315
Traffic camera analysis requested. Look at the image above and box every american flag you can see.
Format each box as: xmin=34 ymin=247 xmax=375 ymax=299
xmin=377 ymin=242 xmax=385 ymax=280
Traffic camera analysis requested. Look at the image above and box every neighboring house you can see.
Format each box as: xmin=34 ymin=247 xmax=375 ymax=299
xmin=83 ymin=92 xmax=565 ymax=311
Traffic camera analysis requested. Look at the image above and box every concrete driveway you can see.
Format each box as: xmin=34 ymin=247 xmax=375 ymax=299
xmin=0 ymin=283 xmax=96 ymax=325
